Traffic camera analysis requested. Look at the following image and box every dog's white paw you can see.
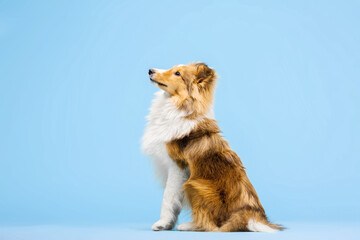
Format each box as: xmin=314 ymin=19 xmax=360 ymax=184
xmin=152 ymin=219 xmax=174 ymax=231
xmin=177 ymin=222 xmax=194 ymax=231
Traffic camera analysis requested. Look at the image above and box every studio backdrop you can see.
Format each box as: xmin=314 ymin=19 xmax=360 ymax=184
xmin=0 ymin=0 xmax=359 ymax=226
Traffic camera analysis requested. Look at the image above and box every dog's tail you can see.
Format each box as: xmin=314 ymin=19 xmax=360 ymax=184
xmin=219 ymin=208 xmax=284 ymax=232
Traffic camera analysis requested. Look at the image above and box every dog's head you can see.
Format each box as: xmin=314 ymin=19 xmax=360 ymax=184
xmin=148 ymin=63 xmax=217 ymax=116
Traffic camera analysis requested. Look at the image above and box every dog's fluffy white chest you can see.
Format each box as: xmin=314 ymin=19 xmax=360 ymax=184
xmin=141 ymin=91 xmax=198 ymax=184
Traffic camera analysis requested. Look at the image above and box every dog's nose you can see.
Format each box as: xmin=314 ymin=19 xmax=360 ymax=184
xmin=148 ymin=69 xmax=155 ymax=75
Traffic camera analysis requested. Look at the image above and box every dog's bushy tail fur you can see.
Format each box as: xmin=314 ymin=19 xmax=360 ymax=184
xmin=219 ymin=208 xmax=284 ymax=232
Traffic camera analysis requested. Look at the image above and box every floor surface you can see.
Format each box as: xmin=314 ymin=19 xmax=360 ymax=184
xmin=1 ymin=222 xmax=359 ymax=240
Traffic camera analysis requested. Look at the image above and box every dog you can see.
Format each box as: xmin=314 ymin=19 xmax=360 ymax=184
xmin=142 ymin=63 xmax=282 ymax=232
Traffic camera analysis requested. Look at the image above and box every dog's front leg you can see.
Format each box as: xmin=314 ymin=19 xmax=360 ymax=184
xmin=152 ymin=163 xmax=187 ymax=231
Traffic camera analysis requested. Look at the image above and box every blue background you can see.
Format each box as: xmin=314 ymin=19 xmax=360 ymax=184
xmin=1 ymin=0 xmax=359 ymax=232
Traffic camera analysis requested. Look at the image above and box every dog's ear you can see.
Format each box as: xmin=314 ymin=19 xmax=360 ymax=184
xmin=196 ymin=63 xmax=215 ymax=87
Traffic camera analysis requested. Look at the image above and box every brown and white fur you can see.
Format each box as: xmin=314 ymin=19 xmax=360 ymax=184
xmin=142 ymin=63 xmax=283 ymax=232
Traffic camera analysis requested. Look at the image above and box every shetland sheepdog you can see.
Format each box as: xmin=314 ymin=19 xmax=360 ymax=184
xmin=142 ymin=63 xmax=282 ymax=232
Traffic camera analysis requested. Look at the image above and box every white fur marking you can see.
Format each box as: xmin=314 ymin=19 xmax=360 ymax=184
xmin=142 ymin=90 xmax=200 ymax=183
xmin=153 ymin=68 xmax=166 ymax=73
xmin=177 ymin=222 xmax=194 ymax=231
xmin=247 ymin=219 xmax=279 ymax=233
xmin=158 ymin=163 xmax=187 ymax=224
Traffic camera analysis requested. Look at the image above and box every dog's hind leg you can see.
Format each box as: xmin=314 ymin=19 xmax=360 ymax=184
xmin=183 ymin=179 xmax=221 ymax=232
xmin=177 ymin=222 xmax=195 ymax=231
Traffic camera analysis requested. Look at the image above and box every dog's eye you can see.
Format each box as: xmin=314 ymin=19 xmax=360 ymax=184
xmin=175 ymin=71 xmax=181 ymax=76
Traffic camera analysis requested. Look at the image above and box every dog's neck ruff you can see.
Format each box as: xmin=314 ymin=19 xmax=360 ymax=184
xmin=142 ymin=90 xmax=214 ymax=155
